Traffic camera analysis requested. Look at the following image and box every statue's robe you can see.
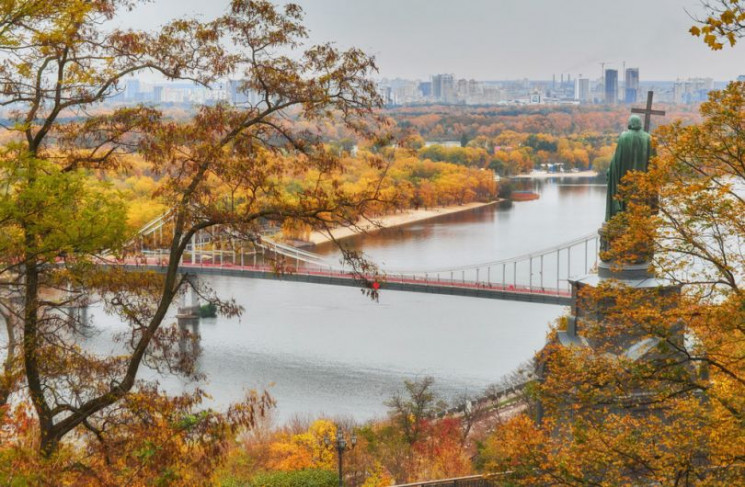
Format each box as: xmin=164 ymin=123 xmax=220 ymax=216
xmin=605 ymin=115 xmax=652 ymax=221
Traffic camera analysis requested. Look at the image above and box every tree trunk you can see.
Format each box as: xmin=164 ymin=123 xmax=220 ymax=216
xmin=22 ymin=258 xmax=55 ymax=456
xmin=0 ymin=304 xmax=17 ymax=406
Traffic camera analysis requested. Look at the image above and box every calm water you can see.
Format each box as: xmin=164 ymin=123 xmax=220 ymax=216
xmin=84 ymin=176 xmax=606 ymax=422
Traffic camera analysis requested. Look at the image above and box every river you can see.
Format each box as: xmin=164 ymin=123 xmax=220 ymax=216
xmin=82 ymin=176 xmax=606 ymax=423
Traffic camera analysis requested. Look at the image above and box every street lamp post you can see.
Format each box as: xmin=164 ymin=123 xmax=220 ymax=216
xmin=325 ymin=429 xmax=357 ymax=487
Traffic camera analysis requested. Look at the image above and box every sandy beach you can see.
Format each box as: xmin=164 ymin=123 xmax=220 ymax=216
xmin=511 ymin=170 xmax=598 ymax=179
xmin=306 ymin=201 xmax=498 ymax=245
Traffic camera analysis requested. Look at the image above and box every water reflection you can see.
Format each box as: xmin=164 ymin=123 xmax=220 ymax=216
xmin=74 ymin=177 xmax=608 ymax=422
xmin=315 ymin=205 xmax=498 ymax=255
xmin=315 ymin=176 xmax=606 ymax=274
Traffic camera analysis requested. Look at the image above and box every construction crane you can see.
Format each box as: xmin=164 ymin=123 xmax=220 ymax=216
xmin=599 ymin=62 xmax=609 ymax=80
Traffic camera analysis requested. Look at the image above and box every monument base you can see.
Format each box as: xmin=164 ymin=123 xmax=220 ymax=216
xmin=558 ymin=265 xmax=680 ymax=352
xmin=559 ymin=222 xmax=680 ymax=353
xmin=597 ymin=260 xmax=652 ymax=280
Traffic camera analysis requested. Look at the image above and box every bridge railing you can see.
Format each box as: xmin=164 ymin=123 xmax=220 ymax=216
xmin=128 ymin=211 xmax=598 ymax=297
xmin=382 ymin=271 xmax=571 ymax=297
xmin=124 ymin=255 xmax=572 ymax=301
xmin=383 ymin=233 xmax=599 ymax=294
xmin=141 ymin=247 xmax=579 ymax=296
xmin=135 ymin=242 xmax=590 ymax=298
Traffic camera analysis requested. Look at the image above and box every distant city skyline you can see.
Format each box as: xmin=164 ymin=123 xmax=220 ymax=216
xmin=105 ymin=72 xmax=717 ymax=109
xmin=115 ymin=0 xmax=745 ymax=82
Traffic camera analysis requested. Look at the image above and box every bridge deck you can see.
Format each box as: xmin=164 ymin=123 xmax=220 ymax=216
xmin=121 ymin=262 xmax=572 ymax=306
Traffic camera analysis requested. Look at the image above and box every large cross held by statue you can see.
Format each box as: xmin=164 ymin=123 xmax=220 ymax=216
xmin=631 ymin=90 xmax=665 ymax=132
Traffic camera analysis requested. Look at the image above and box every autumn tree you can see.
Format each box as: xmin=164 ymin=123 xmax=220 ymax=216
xmin=266 ymin=419 xmax=338 ymax=472
xmin=0 ymin=0 xmax=383 ymax=481
xmin=480 ymin=18 xmax=745 ymax=479
xmin=363 ymin=377 xmax=472 ymax=483
xmin=385 ymin=377 xmax=441 ymax=447
xmin=452 ymin=392 xmax=489 ymax=447
xmin=479 ymin=83 xmax=745 ymax=486
xmin=690 ymin=0 xmax=745 ymax=49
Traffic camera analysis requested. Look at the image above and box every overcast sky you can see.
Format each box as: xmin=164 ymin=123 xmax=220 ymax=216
xmin=118 ymin=0 xmax=745 ymax=81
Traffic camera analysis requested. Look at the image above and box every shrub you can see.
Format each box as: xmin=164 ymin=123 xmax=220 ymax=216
xmin=243 ymin=469 xmax=338 ymax=487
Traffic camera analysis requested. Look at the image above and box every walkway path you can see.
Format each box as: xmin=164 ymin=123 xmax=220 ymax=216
xmin=119 ymin=259 xmax=572 ymax=305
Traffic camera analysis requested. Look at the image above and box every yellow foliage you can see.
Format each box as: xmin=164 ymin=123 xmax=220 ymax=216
xmin=267 ymin=419 xmax=337 ymax=471
xmin=480 ymin=82 xmax=745 ymax=486
xmin=692 ymin=1 xmax=745 ymax=49
xmin=360 ymin=462 xmax=395 ymax=487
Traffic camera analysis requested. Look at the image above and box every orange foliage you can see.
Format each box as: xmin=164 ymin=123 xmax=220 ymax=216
xmin=478 ymin=83 xmax=745 ymax=486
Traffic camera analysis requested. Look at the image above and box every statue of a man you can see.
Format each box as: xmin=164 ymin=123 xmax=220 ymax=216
xmin=605 ymin=114 xmax=652 ymax=221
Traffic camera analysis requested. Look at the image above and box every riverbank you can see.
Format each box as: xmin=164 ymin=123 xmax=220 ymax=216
xmin=306 ymin=201 xmax=498 ymax=245
xmin=512 ymin=170 xmax=598 ymax=179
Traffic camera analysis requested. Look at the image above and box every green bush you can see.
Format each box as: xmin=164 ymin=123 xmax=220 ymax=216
xmin=198 ymin=302 xmax=217 ymax=318
xmin=223 ymin=469 xmax=338 ymax=487
xmin=497 ymin=180 xmax=513 ymax=199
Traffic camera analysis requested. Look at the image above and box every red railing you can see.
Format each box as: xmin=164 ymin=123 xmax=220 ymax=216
xmin=114 ymin=256 xmax=572 ymax=299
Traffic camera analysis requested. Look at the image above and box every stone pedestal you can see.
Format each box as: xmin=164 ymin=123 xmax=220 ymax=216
xmin=537 ymin=226 xmax=685 ymax=426
xmin=558 ymin=225 xmax=681 ymax=354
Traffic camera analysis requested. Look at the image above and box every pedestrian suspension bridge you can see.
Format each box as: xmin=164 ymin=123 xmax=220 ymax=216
xmin=116 ymin=213 xmax=600 ymax=306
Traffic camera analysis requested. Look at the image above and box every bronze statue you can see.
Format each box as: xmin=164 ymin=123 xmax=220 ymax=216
xmin=605 ymin=114 xmax=652 ymax=221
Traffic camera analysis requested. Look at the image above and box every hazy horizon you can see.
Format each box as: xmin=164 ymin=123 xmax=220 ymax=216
xmin=115 ymin=0 xmax=745 ymax=82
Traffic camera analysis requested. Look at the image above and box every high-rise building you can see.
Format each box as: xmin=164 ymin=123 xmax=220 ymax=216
xmin=467 ymin=79 xmax=480 ymax=96
xmin=227 ymin=79 xmax=263 ymax=106
xmin=624 ymin=68 xmax=639 ymax=104
xmin=574 ymin=78 xmax=590 ymax=102
xmin=228 ymin=79 xmax=250 ymax=105
xmin=124 ymin=79 xmax=140 ymax=101
xmin=673 ymin=78 xmax=714 ymax=104
xmin=419 ymin=81 xmax=432 ymax=98
xmin=605 ymin=69 xmax=618 ymax=105
xmin=378 ymin=85 xmax=393 ymax=105
xmin=431 ymin=74 xmax=454 ymax=103
xmin=392 ymin=80 xmax=423 ymax=105
xmin=456 ymin=78 xmax=469 ymax=100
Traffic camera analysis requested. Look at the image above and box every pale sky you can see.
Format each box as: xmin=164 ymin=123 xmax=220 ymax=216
xmin=116 ymin=0 xmax=745 ymax=81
